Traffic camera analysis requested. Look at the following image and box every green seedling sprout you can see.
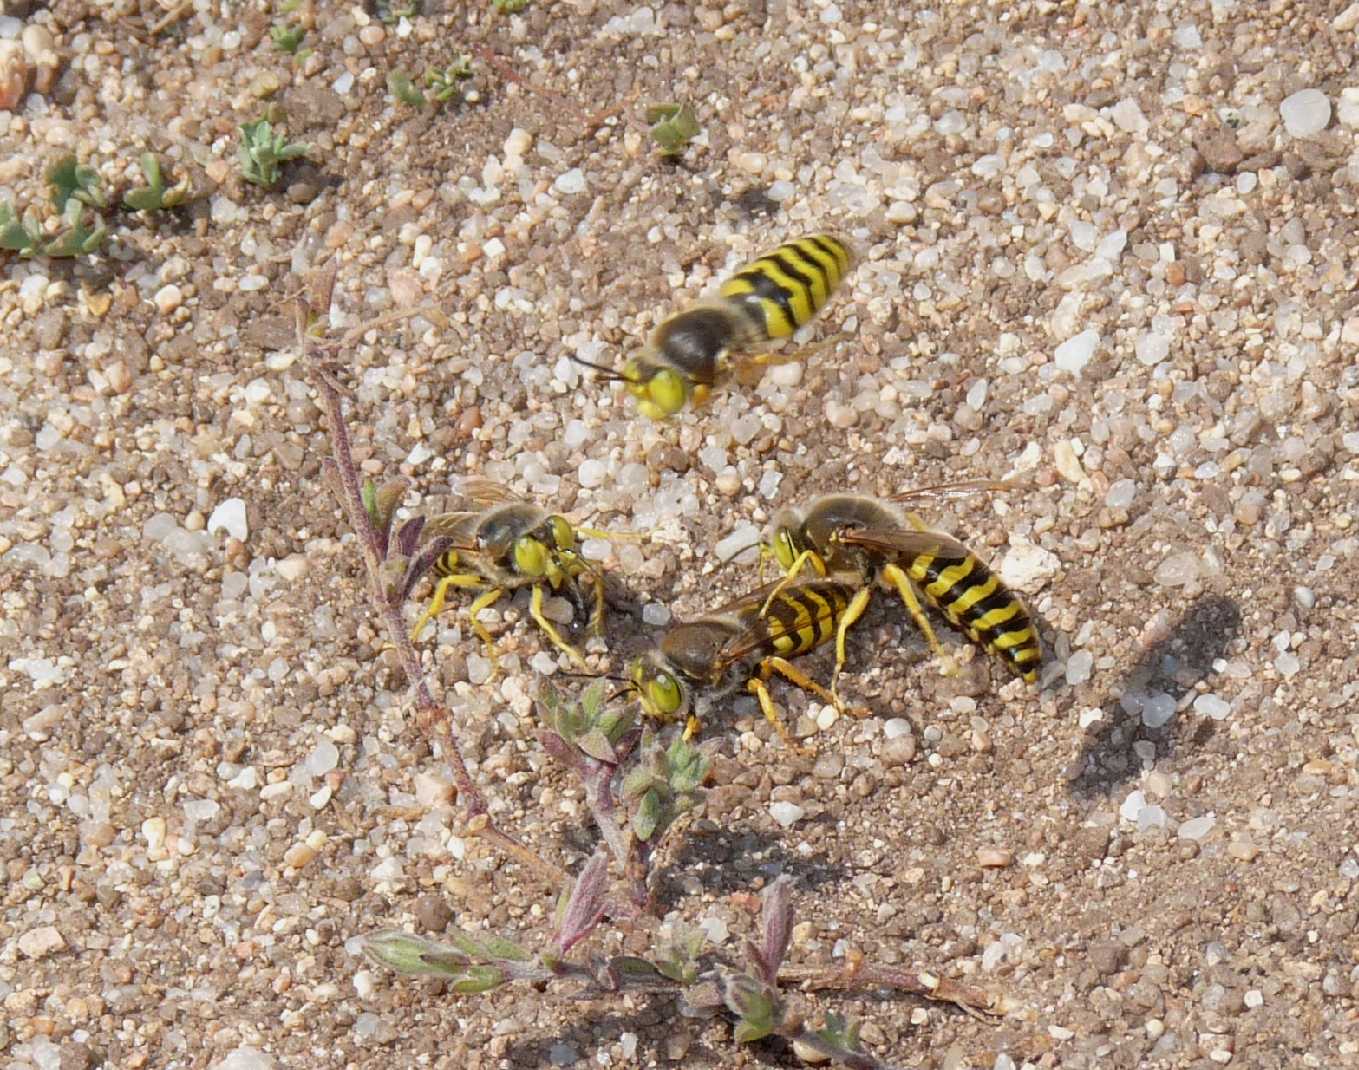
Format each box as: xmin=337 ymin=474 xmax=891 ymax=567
xmin=48 ymin=154 xmax=107 ymax=211
xmin=387 ymin=70 xmax=426 ymax=108
xmin=122 ymin=154 xmax=193 ymax=213
xmin=491 ymin=0 xmax=529 ymax=13
xmin=425 ymin=56 xmax=473 ymax=103
xmin=270 ymin=23 xmax=305 ymax=53
xmin=43 ymin=199 xmax=108 ymax=257
xmin=0 ymin=200 xmax=44 ymax=256
xmin=376 ymin=0 xmax=420 ymax=22
xmin=646 ymin=102 xmax=701 ymax=158
xmin=237 ymin=119 xmax=309 ymax=189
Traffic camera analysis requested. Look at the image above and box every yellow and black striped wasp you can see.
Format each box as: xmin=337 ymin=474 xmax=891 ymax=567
xmin=411 ymin=479 xmax=622 ymax=672
xmin=626 ymin=576 xmax=869 ymax=754
xmin=575 ymin=233 xmax=856 ymax=420
xmin=760 ymin=481 xmax=1043 ymax=693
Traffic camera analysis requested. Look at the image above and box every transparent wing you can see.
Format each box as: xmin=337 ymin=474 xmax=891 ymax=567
xmin=835 ymin=526 xmax=975 ymax=560
xmin=455 ymin=476 xmax=526 ymax=508
xmin=422 ymin=510 xmax=483 ymax=545
xmin=714 ymin=579 xmax=851 ymax=667
xmin=887 ymin=478 xmax=1029 ymax=505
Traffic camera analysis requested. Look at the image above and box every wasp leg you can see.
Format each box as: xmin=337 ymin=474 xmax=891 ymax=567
xmin=410 ymin=571 xmax=487 ymax=643
xmin=881 ymin=561 xmax=958 ymax=677
xmin=682 ymin=714 xmax=703 ymax=741
xmin=760 ymin=548 xmax=829 ymax=616
xmin=465 ymin=587 xmax=507 ymax=673
xmin=529 ymin=583 xmax=590 ymax=670
xmin=587 ymin=569 xmax=607 ymax=639
xmin=750 ymin=658 xmax=842 ymax=755
xmin=741 ymin=332 xmax=846 ymax=373
xmin=831 ymin=585 xmax=874 ymax=705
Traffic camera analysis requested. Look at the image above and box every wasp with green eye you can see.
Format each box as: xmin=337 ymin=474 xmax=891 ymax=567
xmin=573 ymin=233 xmax=856 ymax=420
xmin=410 ymin=479 xmax=622 ymax=672
xmin=624 ymin=575 xmax=871 ymax=755
xmin=759 ymin=480 xmax=1043 ymax=694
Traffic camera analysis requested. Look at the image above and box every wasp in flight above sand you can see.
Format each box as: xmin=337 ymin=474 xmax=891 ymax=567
xmin=575 ymin=233 xmax=856 ymax=419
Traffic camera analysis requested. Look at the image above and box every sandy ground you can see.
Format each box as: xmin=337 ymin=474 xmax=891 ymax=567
xmin=3 ymin=0 xmax=1359 ymax=1067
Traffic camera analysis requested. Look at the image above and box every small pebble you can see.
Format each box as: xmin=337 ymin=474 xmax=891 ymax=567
xmin=18 ymin=925 xmax=66 ymax=959
xmin=1193 ymin=694 xmax=1231 ymax=720
xmin=977 ymin=847 xmax=1012 ymax=868
xmin=999 ymin=539 xmax=1060 ymax=590
xmin=554 ymin=168 xmax=587 ymax=194
xmin=642 ymin=603 xmax=671 ymax=626
xmin=1054 ymin=329 xmax=1099 ymax=376
xmin=1279 ymin=89 xmax=1331 ymax=138
xmin=1066 ymin=650 xmax=1094 ymax=685
xmin=154 ymin=284 xmax=184 ymax=315
xmin=207 ymin=498 xmax=249 ymax=542
xmin=769 ymin=801 xmax=805 ymax=828
xmin=1178 ymin=814 xmax=1216 ymax=841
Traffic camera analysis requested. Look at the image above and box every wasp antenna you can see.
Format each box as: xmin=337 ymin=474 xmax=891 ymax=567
xmin=606 ymin=684 xmax=638 ymax=705
xmin=713 ymin=540 xmax=763 ymax=571
xmin=567 ymin=353 xmax=630 ymax=382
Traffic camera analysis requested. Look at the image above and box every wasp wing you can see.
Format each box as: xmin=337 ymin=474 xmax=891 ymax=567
xmin=887 ymin=478 xmax=1029 ymax=506
xmin=835 ymin=526 xmax=977 ymax=561
xmin=456 ymin=476 xmax=527 ymax=508
xmin=422 ymin=510 xmax=483 ymax=545
xmin=712 ymin=579 xmax=853 ymax=668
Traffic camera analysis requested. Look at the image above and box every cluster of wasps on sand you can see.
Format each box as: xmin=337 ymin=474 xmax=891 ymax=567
xmin=411 ymin=234 xmax=1042 ymax=754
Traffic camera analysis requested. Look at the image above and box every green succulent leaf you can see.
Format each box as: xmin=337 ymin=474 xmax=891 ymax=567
xmin=388 ymin=70 xmax=427 ymax=108
xmin=450 ymin=964 xmax=506 ymax=994
xmin=647 ymin=102 xmax=700 ymax=157
xmin=48 ymin=154 xmax=107 ymax=210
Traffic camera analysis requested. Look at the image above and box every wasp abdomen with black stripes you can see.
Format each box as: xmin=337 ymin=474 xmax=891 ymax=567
xmin=905 ymin=546 xmax=1042 ymax=683
xmin=718 ymin=233 xmax=855 ymax=341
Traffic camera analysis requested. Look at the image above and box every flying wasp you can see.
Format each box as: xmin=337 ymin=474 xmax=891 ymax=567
xmin=626 ymin=576 xmax=869 ymax=754
xmin=575 ymin=233 xmax=856 ymax=420
xmin=411 ymin=478 xmax=624 ymax=672
xmin=760 ymin=480 xmax=1043 ymax=691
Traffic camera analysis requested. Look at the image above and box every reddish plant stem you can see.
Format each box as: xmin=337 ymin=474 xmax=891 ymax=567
xmin=303 ymin=294 xmax=568 ymax=889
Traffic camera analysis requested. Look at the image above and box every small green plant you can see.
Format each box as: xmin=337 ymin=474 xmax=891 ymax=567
xmin=270 ymin=22 xmax=305 ymax=53
xmin=44 ymin=199 xmax=108 ymax=257
xmin=0 ymin=197 xmax=107 ymax=258
xmin=237 ymin=119 xmax=309 ymax=189
xmin=646 ymin=102 xmax=701 ymax=158
xmin=48 ymin=154 xmax=108 ymax=211
xmin=387 ymin=70 xmax=426 ymax=108
xmin=375 ymin=0 xmax=419 ymax=22
xmin=0 ymin=200 xmax=44 ymax=256
xmin=388 ymin=58 xmax=474 ymax=109
xmin=491 ymin=0 xmax=528 ymax=13
xmin=122 ymin=154 xmax=193 ymax=213
xmin=425 ymin=56 xmax=473 ymax=103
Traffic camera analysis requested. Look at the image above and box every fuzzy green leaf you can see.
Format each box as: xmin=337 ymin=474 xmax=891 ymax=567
xmin=362 ymin=930 xmax=468 ymax=977
xmin=631 ymin=788 xmax=662 ymax=842
xmin=451 ymin=964 xmax=506 ymax=994
xmin=576 ymin=727 xmax=617 ymax=764
xmin=443 ymin=926 xmax=532 ymax=963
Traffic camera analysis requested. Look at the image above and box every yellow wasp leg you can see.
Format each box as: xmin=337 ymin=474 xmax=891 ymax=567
xmin=881 ymin=561 xmax=958 ymax=677
xmin=681 ymin=714 xmax=703 ymax=741
xmin=465 ymin=587 xmax=506 ymax=671
xmin=529 ymin=583 xmax=590 ymax=671
xmin=586 ymin=569 xmax=607 ymax=638
xmin=743 ymin=332 xmax=846 ymax=370
xmin=746 ymin=669 xmax=815 ymax=757
xmin=410 ymin=572 xmax=487 ymax=642
xmin=760 ymin=549 xmax=829 ymax=616
xmin=831 ymin=586 xmax=873 ymax=705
